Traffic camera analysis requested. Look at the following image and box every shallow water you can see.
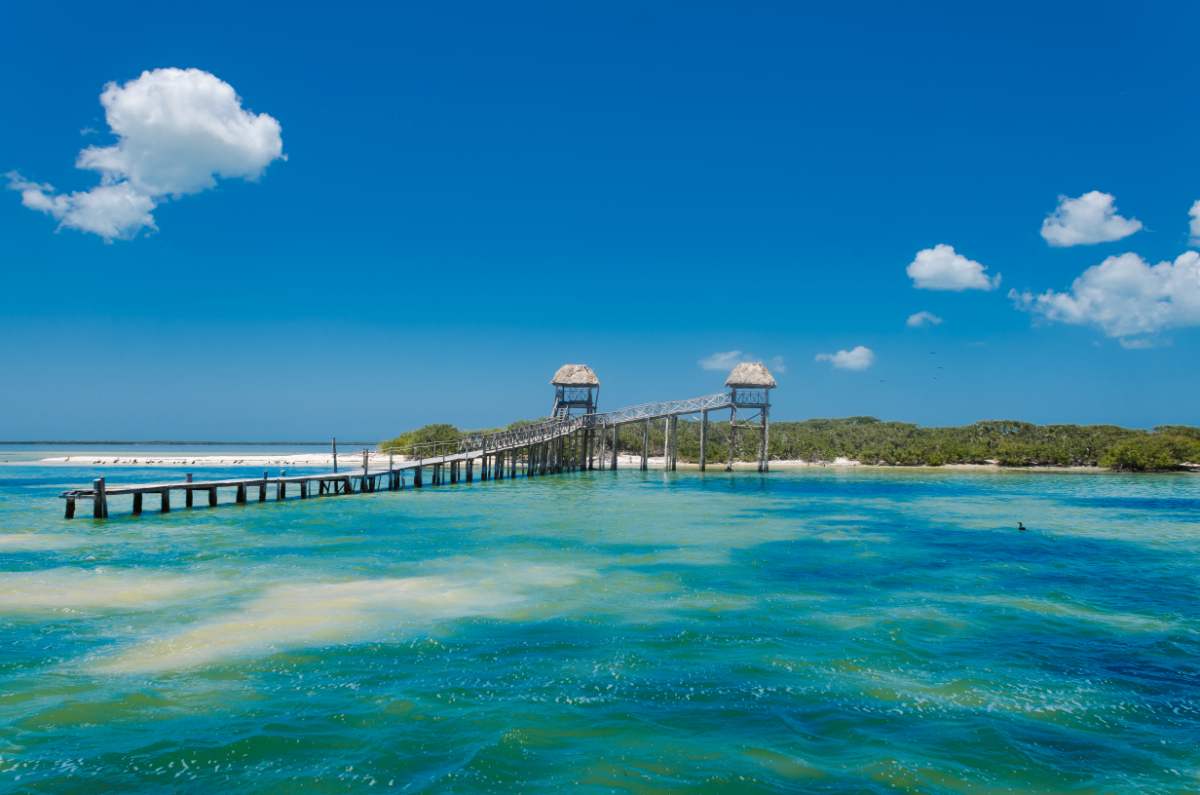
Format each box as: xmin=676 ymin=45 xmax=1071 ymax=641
xmin=0 ymin=465 xmax=1197 ymax=792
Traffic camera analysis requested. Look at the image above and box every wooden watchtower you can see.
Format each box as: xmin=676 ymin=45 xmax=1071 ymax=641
xmin=725 ymin=362 xmax=775 ymax=472
xmin=550 ymin=364 xmax=600 ymax=418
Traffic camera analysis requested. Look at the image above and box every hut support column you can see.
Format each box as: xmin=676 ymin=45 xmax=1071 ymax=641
xmin=759 ymin=406 xmax=769 ymax=472
xmin=727 ymin=404 xmax=737 ymax=472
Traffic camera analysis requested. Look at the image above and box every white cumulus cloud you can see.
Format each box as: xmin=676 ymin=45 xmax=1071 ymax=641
xmin=906 ymin=310 xmax=943 ymax=328
xmin=699 ymin=351 xmax=786 ymax=374
xmin=7 ymin=67 xmax=284 ymax=241
xmin=1009 ymin=251 xmax=1200 ymax=344
xmin=906 ymin=244 xmax=1000 ymax=291
xmin=1040 ymin=191 xmax=1142 ymax=247
xmin=816 ymin=346 xmax=875 ymax=371
xmin=1189 ymin=200 xmax=1200 ymax=245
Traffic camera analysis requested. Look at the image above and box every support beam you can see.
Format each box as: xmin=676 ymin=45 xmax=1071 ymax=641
xmin=160 ymin=490 xmax=170 ymax=514
xmin=208 ymin=487 xmax=218 ymax=507
xmin=237 ymin=483 xmax=247 ymax=503
xmin=132 ymin=492 xmax=142 ymax=516
xmin=186 ymin=473 xmax=194 ymax=508
xmin=467 ymin=458 xmax=474 ymax=482
xmin=64 ymin=496 xmax=76 ymax=519
xmin=699 ymin=409 xmax=708 ymax=471
xmin=260 ymin=472 xmax=268 ymax=502
xmin=611 ymin=425 xmax=618 ymax=470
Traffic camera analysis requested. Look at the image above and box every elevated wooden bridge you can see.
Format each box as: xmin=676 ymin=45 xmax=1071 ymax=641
xmin=61 ymin=362 xmax=776 ymax=520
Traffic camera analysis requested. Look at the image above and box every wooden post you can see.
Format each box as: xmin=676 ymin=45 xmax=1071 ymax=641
xmin=727 ymin=401 xmax=737 ymax=472
xmin=208 ymin=487 xmax=218 ymax=507
xmin=510 ymin=451 xmax=517 ymax=479
xmin=93 ymin=478 xmax=108 ymax=519
xmin=186 ymin=473 xmax=194 ymax=508
xmin=640 ymin=420 xmax=649 ymax=471
xmin=278 ymin=471 xmax=287 ymax=500
xmin=300 ymin=480 xmax=309 ymax=499
xmin=760 ymin=405 xmax=770 ymax=473
xmin=236 ymin=483 xmax=247 ymax=504
xmin=663 ymin=417 xmax=671 ymax=471
xmin=611 ymin=425 xmax=618 ymax=470
xmin=675 ymin=415 xmax=681 ymax=470
xmin=65 ymin=496 xmax=76 ymax=519
xmin=415 ymin=466 xmax=423 ymax=488
xmin=132 ymin=492 xmax=142 ymax=515
xmin=467 ymin=458 xmax=474 ymax=482
xmin=389 ymin=452 xmax=395 ymax=490
xmin=260 ymin=471 xmax=268 ymax=502
xmin=362 ymin=449 xmax=369 ymax=480
xmin=160 ymin=490 xmax=170 ymax=513
xmin=699 ymin=409 xmax=708 ymax=471
xmin=451 ymin=461 xmax=459 ymax=484
xmin=332 ymin=437 xmax=338 ymax=473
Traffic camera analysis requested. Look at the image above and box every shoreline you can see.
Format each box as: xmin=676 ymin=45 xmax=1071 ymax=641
xmin=10 ymin=451 xmax=1192 ymax=474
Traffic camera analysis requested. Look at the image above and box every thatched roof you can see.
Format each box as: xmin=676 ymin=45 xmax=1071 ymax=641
xmin=725 ymin=361 xmax=776 ymax=388
xmin=551 ymin=364 xmax=600 ymax=386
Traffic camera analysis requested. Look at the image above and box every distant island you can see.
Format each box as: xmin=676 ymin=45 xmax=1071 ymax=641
xmin=382 ymin=418 xmax=1200 ymax=472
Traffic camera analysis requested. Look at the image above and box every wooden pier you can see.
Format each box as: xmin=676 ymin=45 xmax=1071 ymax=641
xmin=61 ymin=362 xmax=777 ymax=520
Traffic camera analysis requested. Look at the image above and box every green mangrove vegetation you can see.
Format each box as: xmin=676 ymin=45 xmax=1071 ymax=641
xmin=382 ymin=417 xmax=1200 ymax=472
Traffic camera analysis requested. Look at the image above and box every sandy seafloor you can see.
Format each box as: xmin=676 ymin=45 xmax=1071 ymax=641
xmin=0 ymin=455 xmax=1197 ymax=792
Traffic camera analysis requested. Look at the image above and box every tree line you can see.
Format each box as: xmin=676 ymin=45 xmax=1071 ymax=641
xmin=382 ymin=417 xmax=1200 ymax=472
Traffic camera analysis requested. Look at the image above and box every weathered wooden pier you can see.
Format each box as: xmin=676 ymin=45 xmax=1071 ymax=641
xmin=61 ymin=362 xmax=776 ymax=520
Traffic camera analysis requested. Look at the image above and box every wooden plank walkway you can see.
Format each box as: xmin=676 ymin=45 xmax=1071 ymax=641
xmin=60 ymin=389 xmax=773 ymax=520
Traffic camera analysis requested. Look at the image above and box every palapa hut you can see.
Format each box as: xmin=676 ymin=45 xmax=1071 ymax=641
xmin=551 ymin=364 xmax=600 ymax=417
xmin=723 ymin=361 xmax=774 ymax=473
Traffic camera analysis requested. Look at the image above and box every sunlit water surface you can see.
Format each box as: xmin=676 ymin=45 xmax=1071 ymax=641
xmin=0 ymin=465 xmax=1197 ymax=792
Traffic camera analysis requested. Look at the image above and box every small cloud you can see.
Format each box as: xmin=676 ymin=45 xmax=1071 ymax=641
xmin=8 ymin=67 xmax=284 ymax=241
xmin=906 ymin=244 xmax=1000 ymax=291
xmin=816 ymin=345 xmax=875 ymax=371
xmin=699 ymin=350 xmax=786 ymax=374
xmin=1009 ymin=251 xmax=1200 ymax=344
xmin=1040 ymin=191 xmax=1142 ymax=247
xmin=906 ymin=310 xmax=943 ymax=328
xmin=1189 ymin=200 xmax=1200 ymax=245
xmin=699 ymin=350 xmax=745 ymax=371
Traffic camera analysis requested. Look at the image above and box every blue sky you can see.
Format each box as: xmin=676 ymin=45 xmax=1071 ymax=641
xmin=3 ymin=1 xmax=1199 ymax=438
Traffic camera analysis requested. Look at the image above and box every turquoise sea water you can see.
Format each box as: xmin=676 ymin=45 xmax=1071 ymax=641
xmin=0 ymin=465 xmax=1197 ymax=792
